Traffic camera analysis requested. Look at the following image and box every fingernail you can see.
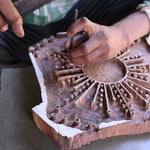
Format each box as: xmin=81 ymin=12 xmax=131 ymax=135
xmin=66 ymin=59 xmax=70 ymax=63
xmin=66 ymin=58 xmax=73 ymax=65
xmin=18 ymin=26 xmax=25 ymax=38
xmin=69 ymin=62 xmax=75 ymax=66
xmin=12 ymin=23 xmax=25 ymax=38
xmin=67 ymin=32 xmax=72 ymax=37
xmin=69 ymin=59 xmax=75 ymax=64
xmin=1 ymin=24 xmax=8 ymax=32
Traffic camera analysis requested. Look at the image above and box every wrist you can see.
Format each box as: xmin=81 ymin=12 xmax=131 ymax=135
xmin=111 ymin=12 xmax=150 ymax=48
xmin=111 ymin=23 xmax=131 ymax=48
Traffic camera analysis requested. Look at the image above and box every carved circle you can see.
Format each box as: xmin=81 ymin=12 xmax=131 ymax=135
xmin=82 ymin=57 xmax=127 ymax=83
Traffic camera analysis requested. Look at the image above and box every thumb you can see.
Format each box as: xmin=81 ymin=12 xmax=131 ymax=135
xmin=67 ymin=17 xmax=90 ymax=37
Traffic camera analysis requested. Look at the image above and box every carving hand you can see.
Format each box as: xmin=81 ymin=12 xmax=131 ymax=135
xmin=0 ymin=0 xmax=24 ymax=37
xmin=66 ymin=17 xmax=128 ymax=65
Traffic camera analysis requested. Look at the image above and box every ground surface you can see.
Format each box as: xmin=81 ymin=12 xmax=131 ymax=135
xmin=1 ymin=67 xmax=150 ymax=150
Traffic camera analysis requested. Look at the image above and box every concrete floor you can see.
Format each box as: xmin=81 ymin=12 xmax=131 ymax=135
xmin=1 ymin=67 xmax=150 ymax=150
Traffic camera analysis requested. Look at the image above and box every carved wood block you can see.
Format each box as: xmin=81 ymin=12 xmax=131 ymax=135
xmin=29 ymin=32 xmax=150 ymax=150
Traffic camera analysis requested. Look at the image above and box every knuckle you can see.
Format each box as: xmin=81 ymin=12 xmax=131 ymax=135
xmin=82 ymin=44 xmax=89 ymax=54
xmin=80 ymin=17 xmax=89 ymax=25
xmin=70 ymin=52 xmax=75 ymax=58
xmin=0 ymin=26 xmax=7 ymax=32
xmin=104 ymin=34 xmax=108 ymax=41
xmin=12 ymin=16 xmax=22 ymax=24
xmin=0 ymin=20 xmax=5 ymax=27
xmin=84 ymin=56 xmax=90 ymax=63
xmin=105 ymin=43 xmax=111 ymax=51
xmin=101 ymin=31 xmax=108 ymax=40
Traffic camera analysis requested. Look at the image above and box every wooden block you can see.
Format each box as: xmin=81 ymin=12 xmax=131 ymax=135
xmin=32 ymin=105 xmax=150 ymax=150
xmin=29 ymin=35 xmax=150 ymax=150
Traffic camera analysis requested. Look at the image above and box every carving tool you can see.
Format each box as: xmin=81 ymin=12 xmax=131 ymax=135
xmin=70 ymin=9 xmax=79 ymax=49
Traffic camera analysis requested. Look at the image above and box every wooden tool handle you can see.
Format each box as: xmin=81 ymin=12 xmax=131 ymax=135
xmin=14 ymin=0 xmax=53 ymax=17
xmin=0 ymin=0 xmax=53 ymax=24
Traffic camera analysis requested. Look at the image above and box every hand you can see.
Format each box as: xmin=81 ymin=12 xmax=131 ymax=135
xmin=66 ymin=17 xmax=129 ymax=65
xmin=0 ymin=0 xmax=24 ymax=37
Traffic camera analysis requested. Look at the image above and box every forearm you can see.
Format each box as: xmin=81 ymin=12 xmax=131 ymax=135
xmin=112 ymin=11 xmax=150 ymax=46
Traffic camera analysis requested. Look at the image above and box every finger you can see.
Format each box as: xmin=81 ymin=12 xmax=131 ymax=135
xmin=12 ymin=19 xmax=24 ymax=38
xmin=65 ymin=40 xmax=70 ymax=52
xmin=65 ymin=34 xmax=87 ymax=51
xmin=67 ymin=17 xmax=90 ymax=37
xmin=0 ymin=0 xmax=24 ymax=37
xmin=0 ymin=14 xmax=8 ymax=32
xmin=70 ymin=45 xmax=109 ymax=65
xmin=69 ymin=35 xmax=104 ymax=59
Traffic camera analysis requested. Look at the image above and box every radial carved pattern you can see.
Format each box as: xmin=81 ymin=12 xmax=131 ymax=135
xmin=29 ymin=33 xmax=150 ymax=132
xmin=52 ymin=50 xmax=150 ymax=116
